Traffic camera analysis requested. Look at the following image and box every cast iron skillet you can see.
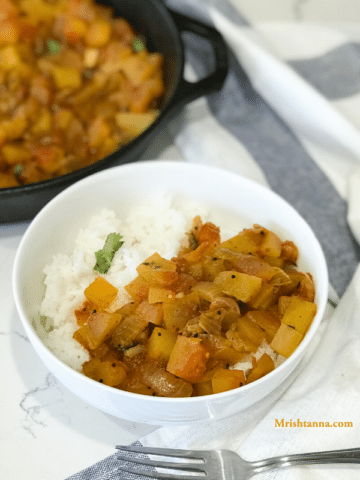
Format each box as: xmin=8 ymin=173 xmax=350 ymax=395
xmin=0 ymin=0 xmax=228 ymax=223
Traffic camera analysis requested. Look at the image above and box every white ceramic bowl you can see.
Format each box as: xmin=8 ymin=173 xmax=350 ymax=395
xmin=13 ymin=160 xmax=328 ymax=425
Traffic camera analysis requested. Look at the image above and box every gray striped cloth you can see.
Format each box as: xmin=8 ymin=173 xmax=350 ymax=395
xmin=67 ymin=0 xmax=360 ymax=478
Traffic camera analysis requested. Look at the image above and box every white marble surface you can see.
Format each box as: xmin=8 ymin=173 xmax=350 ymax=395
xmin=3 ymin=1 xmax=360 ymax=479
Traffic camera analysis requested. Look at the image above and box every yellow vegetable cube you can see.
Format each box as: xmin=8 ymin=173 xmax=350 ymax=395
xmin=82 ymin=357 xmax=126 ymax=387
xmin=148 ymin=286 xmax=175 ymax=304
xmin=270 ymin=323 xmax=303 ymax=357
xmin=211 ymin=368 xmax=245 ymax=394
xmin=115 ymin=111 xmax=159 ymax=141
xmin=85 ymin=20 xmax=112 ymax=47
xmin=259 ymin=229 xmax=282 ymax=257
xmin=218 ymin=231 xmax=259 ymax=254
xmin=246 ymin=353 xmax=274 ymax=384
xmin=31 ymin=108 xmax=52 ymax=135
xmin=214 ymin=271 xmax=262 ymax=303
xmin=2 ymin=144 xmax=31 ymax=164
xmin=136 ymin=252 xmax=178 ymax=287
xmin=281 ymin=297 xmax=317 ymax=334
xmin=0 ymin=45 xmax=21 ymax=70
xmin=52 ymin=65 xmax=82 ymax=90
xmin=146 ymin=327 xmax=178 ymax=364
xmin=124 ymin=275 xmax=149 ymax=302
xmin=84 ymin=276 xmax=119 ymax=310
xmin=88 ymin=116 xmax=110 ymax=148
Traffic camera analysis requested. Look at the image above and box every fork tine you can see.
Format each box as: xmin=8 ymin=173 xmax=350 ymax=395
xmin=116 ymin=445 xmax=206 ymax=460
xmin=116 ymin=451 xmax=205 ymax=472
xmin=116 ymin=464 xmax=205 ymax=480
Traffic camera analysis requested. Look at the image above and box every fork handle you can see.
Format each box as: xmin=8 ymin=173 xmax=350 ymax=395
xmin=253 ymin=448 xmax=360 ymax=473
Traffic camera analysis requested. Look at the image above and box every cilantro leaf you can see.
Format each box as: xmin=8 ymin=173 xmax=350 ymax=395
xmin=47 ymin=39 xmax=62 ymax=55
xmin=133 ymin=36 xmax=145 ymax=52
xmin=93 ymin=233 xmax=124 ymax=274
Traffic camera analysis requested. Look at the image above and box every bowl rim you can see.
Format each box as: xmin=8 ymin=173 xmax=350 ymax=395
xmin=13 ymin=159 xmax=329 ymax=404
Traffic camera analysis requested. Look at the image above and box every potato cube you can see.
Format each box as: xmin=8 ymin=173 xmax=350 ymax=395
xmin=258 ymin=229 xmax=282 ymax=257
xmin=0 ymin=45 xmax=21 ymax=71
xmin=217 ymin=230 xmax=260 ymax=254
xmin=270 ymin=323 xmax=303 ymax=357
xmin=246 ymin=353 xmax=274 ymax=384
xmin=85 ymin=19 xmax=112 ymax=47
xmin=167 ymin=335 xmax=209 ymax=383
xmin=146 ymin=327 xmax=178 ymax=364
xmin=211 ymin=368 xmax=245 ymax=394
xmin=82 ymin=357 xmax=126 ymax=387
xmin=52 ymin=65 xmax=82 ymax=90
xmin=226 ymin=316 xmax=267 ymax=353
xmin=115 ymin=111 xmax=159 ymax=140
xmin=137 ymin=252 xmax=178 ymax=287
xmin=148 ymin=286 xmax=175 ymax=304
xmin=281 ymin=297 xmax=317 ymax=334
xmin=124 ymin=275 xmax=149 ymax=302
xmin=214 ymin=271 xmax=262 ymax=303
xmin=84 ymin=276 xmax=118 ymax=310
xmin=244 ymin=311 xmax=281 ymax=342
xmin=2 ymin=144 xmax=31 ymax=164
xmin=88 ymin=116 xmax=111 ymax=148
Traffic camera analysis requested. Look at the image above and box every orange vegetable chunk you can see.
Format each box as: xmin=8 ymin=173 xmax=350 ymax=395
xmin=84 ymin=276 xmax=119 ymax=309
xmin=167 ymin=335 xmax=209 ymax=383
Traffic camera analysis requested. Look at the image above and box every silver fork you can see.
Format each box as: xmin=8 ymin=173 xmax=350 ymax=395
xmin=116 ymin=445 xmax=360 ymax=479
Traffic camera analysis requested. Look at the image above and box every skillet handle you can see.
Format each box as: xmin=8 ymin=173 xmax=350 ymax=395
xmin=169 ymin=10 xmax=228 ymax=107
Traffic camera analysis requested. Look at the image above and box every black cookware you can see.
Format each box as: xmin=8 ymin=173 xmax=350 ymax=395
xmin=0 ymin=0 xmax=228 ymax=223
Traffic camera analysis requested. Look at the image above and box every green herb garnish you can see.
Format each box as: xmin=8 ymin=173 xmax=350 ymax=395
xmin=133 ymin=36 xmax=145 ymax=52
xmin=14 ymin=164 xmax=23 ymax=177
xmin=93 ymin=232 xmax=124 ymax=274
xmin=47 ymin=39 xmax=62 ymax=55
